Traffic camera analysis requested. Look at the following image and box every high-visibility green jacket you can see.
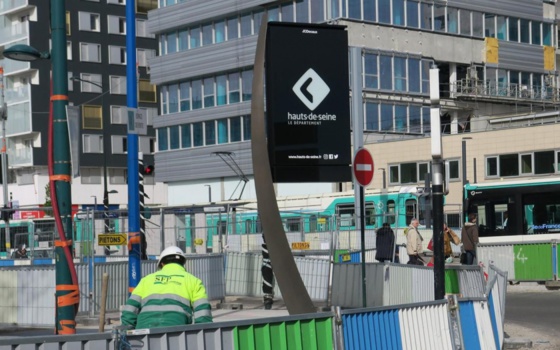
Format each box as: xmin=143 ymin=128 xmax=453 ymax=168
xmin=121 ymin=263 xmax=213 ymax=329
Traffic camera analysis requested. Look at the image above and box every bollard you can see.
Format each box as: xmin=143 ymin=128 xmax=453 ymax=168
xmin=99 ymin=272 xmax=109 ymax=332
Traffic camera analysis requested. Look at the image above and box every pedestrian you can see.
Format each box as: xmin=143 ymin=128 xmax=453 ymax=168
xmin=14 ymin=244 xmax=28 ymax=259
xmin=462 ymin=213 xmax=479 ymax=265
xmin=406 ymin=218 xmax=424 ymax=265
xmin=121 ymin=246 xmax=213 ymax=329
xmin=443 ymin=222 xmax=460 ymax=262
xmin=375 ymin=223 xmax=395 ymax=262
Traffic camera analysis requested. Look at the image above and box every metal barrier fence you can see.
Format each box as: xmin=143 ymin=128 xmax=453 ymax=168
xmin=224 ymin=251 xmax=330 ymax=302
xmin=478 ymin=240 xmax=559 ymax=286
xmin=0 ymin=254 xmax=226 ymax=327
xmin=331 ymin=263 xmax=487 ymax=308
xmin=0 ymin=275 xmax=506 ymax=350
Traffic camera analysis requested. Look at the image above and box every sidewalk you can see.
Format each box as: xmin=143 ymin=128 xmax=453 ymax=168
xmin=76 ymin=296 xmax=293 ymax=331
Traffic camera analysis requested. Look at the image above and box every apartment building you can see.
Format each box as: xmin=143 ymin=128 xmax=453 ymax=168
xmin=147 ymin=0 xmax=559 ymax=223
xmin=0 ymin=0 xmax=165 ymax=209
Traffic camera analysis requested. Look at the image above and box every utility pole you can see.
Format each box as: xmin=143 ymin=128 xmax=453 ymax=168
xmin=430 ymin=66 xmax=445 ymax=300
xmin=0 ymin=67 xmax=11 ymax=252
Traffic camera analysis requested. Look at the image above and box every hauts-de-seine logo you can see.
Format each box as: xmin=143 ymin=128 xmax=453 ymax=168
xmin=292 ymin=68 xmax=330 ymax=111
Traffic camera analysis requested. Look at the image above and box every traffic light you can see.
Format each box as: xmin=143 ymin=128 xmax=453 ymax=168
xmin=139 ymin=165 xmax=154 ymax=175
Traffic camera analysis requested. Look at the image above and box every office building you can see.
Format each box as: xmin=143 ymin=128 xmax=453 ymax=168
xmin=148 ymin=0 xmax=559 ymax=224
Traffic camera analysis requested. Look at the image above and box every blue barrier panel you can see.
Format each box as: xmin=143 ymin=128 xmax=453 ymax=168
xmin=458 ymin=301 xmax=481 ymax=350
xmin=0 ymin=260 xmax=14 ymax=266
xmin=488 ymin=290 xmax=501 ymax=350
xmin=342 ymin=309 xmax=401 ymax=350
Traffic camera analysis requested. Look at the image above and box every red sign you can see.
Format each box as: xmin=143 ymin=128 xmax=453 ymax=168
xmin=19 ymin=210 xmax=46 ymax=219
xmin=353 ymin=148 xmax=374 ymax=187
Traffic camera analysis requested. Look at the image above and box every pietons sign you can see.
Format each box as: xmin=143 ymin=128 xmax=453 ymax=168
xmin=265 ymin=22 xmax=351 ymax=182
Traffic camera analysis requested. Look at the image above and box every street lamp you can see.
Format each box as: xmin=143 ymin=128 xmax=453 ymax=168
xmin=3 ymin=0 xmax=77 ymax=334
xmin=69 ymin=76 xmax=116 ymax=245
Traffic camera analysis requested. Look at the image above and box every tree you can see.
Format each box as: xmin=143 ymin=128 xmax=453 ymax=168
xmin=44 ymin=183 xmax=52 ymax=207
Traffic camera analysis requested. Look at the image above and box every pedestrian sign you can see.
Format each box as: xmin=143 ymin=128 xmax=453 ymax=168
xmin=98 ymin=233 xmax=127 ymax=246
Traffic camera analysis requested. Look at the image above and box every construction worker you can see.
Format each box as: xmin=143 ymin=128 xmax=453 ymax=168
xmin=121 ymin=246 xmax=213 ymax=329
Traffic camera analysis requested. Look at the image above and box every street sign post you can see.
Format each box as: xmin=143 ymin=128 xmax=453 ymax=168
xmin=353 ymin=148 xmax=374 ymax=307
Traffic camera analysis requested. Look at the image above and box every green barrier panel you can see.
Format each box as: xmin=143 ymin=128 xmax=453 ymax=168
xmin=335 ymin=249 xmax=349 ymax=263
xmin=445 ymin=269 xmax=460 ymax=294
xmin=513 ymin=243 xmax=553 ymax=281
xmin=234 ymin=317 xmax=333 ymax=350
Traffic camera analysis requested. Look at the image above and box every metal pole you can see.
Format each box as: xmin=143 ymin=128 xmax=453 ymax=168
xmin=89 ymin=201 xmax=96 ymax=318
xmin=461 ymin=138 xmax=471 ymax=223
xmin=126 ymin=0 xmax=141 ymax=292
xmin=430 ymin=65 xmax=445 ymax=300
xmin=0 ymin=67 xmax=10 ymax=252
xmin=359 ymin=185 xmax=367 ymax=307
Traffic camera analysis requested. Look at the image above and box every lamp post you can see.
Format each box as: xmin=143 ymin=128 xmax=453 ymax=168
xmin=462 ymin=137 xmax=472 ymax=222
xmin=89 ymin=196 xmax=96 ymax=318
xmin=3 ymin=0 xmax=78 ymax=333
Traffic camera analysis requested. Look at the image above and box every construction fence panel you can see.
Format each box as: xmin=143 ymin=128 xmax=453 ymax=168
xmin=339 ymin=300 xmax=454 ymax=350
xmin=224 ymin=252 xmax=330 ymax=302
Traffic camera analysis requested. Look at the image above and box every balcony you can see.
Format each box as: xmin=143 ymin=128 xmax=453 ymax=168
xmin=0 ymin=57 xmax=29 ymax=75
xmin=0 ymin=22 xmax=28 ymax=47
xmin=6 ymin=101 xmax=31 ymax=136
xmin=5 ymin=84 xmax=29 ymax=104
xmin=0 ymin=0 xmax=28 ymax=15
xmin=7 ymin=138 xmax=32 ymax=166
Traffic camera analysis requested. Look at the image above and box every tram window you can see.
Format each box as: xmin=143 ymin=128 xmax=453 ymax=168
xmin=387 ymin=200 xmax=396 ymax=224
xmin=337 ymin=203 xmax=355 ymax=226
xmin=244 ymin=219 xmax=252 ymax=234
xmin=405 ymin=199 xmax=417 ymax=225
xmin=365 ymin=202 xmax=376 ymax=225
xmin=218 ymin=220 xmax=227 ymax=235
xmin=309 ymin=215 xmax=317 ymax=232
xmin=286 ymin=217 xmax=301 ymax=232
xmin=445 ymin=213 xmax=460 ymax=228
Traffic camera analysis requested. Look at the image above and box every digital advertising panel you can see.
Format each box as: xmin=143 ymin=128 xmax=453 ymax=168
xmin=265 ymin=22 xmax=351 ymax=182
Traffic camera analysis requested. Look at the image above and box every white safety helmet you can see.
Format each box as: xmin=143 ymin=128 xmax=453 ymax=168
xmin=157 ymin=246 xmax=186 ymax=268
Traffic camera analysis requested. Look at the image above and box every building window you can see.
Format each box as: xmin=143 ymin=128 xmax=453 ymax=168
xmin=66 ymin=11 xmax=71 ymax=35
xmin=80 ymin=43 xmax=101 ymax=62
xmin=79 ymin=73 xmax=102 ymax=93
xmin=111 ymin=105 xmax=128 ymax=124
xmin=109 ymin=168 xmax=127 ymax=185
xmin=111 ymin=135 xmax=127 ymax=154
xmin=83 ymin=135 xmax=103 ymax=153
xmin=82 ymin=105 xmax=102 ymax=129
xmin=157 ymin=128 xmax=168 ymax=151
xmin=137 ymin=48 xmax=155 ymax=67
xmin=139 ymin=79 xmax=156 ymax=103
xmin=136 ymin=19 xmax=154 ymax=38
xmin=109 ymin=46 xmax=127 ymax=64
xmin=110 ymin=76 xmax=127 ymax=94
xmin=108 ymin=16 xmax=126 ymax=35
xmin=108 ymin=0 xmax=125 ymax=5
xmin=67 ymin=41 xmax=72 ymax=60
xmin=78 ymin=12 xmax=100 ymax=32
xmin=137 ymin=0 xmax=157 ymax=13
xmin=80 ymin=167 xmax=102 ymax=184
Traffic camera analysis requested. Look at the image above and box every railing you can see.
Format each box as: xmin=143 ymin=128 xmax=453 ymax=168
xmin=0 ymin=0 xmax=27 ymax=13
xmin=0 ymin=21 xmax=28 ymax=46
xmin=453 ymin=78 xmax=560 ymax=102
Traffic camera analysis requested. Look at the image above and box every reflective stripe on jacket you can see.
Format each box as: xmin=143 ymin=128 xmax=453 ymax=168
xmin=121 ymin=263 xmax=213 ymax=329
